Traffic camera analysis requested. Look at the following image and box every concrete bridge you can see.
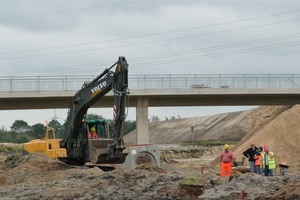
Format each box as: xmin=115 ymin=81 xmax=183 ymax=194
xmin=1 ymin=74 xmax=300 ymax=144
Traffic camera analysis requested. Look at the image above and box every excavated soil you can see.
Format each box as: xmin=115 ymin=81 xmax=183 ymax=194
xmin=1 ymin=146 xmax=300 ymax=200
xmin=0 ymin=151 xmax=204 ymax=200
xmin=1 ymin=105 xmax=300 ymax=199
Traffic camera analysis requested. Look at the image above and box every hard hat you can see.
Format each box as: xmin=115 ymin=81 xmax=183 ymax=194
xmin=269 ymin=151 xmax=274 ymax=156
xmin=224 ymin=144 xmax=229 ymax=149
xmin=90 ymin=127 xmax=96 ymax=132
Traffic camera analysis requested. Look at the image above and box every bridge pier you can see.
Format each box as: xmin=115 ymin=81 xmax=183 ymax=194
xmin=136 ymin=97 xmax=149 ymax=144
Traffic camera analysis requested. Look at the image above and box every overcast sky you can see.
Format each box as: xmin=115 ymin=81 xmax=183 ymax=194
xmin=1 ymin=0 xmax=300 ymax=129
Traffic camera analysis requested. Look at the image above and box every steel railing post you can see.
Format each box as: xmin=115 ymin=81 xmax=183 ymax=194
xmin=256 ymin=77 xmax=258 ymax=88
xmin=292 ymin=74 xmax=294 ymax=88
xmin=10 ymin=76 xmax=13 ymax=91
xmin=186 ymin=77 xmax=188 ymax=88
xmin=37 ymin=76 xmax=40 ymax=91
xmin=65 ymin=76 xmax=68 ymax=90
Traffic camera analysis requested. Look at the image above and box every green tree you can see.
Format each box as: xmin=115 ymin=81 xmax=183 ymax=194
xmin=48 ymin=120 xmax=63 ymax=138
xmin=150 ymin=115 xmax=160 ymax=122
xmin=0 ymin=127 xmax=9 ymax=142
xmin=0 ymin=126 xmax=7 ymax=132
xmin=86 ymin=113 xmax=104 ymax=120
xmin=31 ymin=123 xmax=45 ymax=138
xmin=10 ymin=120 xmax=31 ymax=133
xmin=15 ymin=133 xmax=32 ymax=143
xmin=170 ymin=116 xmax=176 ymax=120
xmin=124 ymin=120 xmax=136 ymax=135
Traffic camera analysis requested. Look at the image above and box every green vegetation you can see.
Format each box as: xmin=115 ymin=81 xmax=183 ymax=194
xmin=123 ymin=120 xmax=136 ymax=135
xmin=180 ymin=174 xmax=201 ymax=185
xmin=0 ymin=144 xmax=23 ymax=152
xmin=0 ymin=113 xmax=136 ymax=143
xmin=181 ymin=140 xmax=237 ymax=147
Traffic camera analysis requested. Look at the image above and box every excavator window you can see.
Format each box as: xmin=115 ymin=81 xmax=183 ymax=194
xmin=86 ymin=120 xmax=110 ymax=139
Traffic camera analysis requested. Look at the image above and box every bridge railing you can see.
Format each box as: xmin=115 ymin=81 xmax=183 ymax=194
xmin=0 ymin=74 xmax=300 ymax=91
xmin=130 ymin=74 xmax=300 ymax=89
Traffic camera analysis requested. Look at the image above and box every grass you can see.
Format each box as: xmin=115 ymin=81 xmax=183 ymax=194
xmin=0 ymin=143 xmax=23 ymax=152
xmin=180 ymin=174 xmax=201 ymax=185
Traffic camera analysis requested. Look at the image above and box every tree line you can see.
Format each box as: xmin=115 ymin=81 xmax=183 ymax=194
xmin=0 ymin=114 xmax=136 ymax=143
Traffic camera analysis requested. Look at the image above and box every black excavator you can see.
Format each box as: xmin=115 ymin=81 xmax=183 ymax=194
xmin=23 ymin=57 xmax=130 ymax=165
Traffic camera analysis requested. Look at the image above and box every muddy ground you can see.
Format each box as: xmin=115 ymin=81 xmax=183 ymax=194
xmin=1 ymin=145 xmax=300 ymax=200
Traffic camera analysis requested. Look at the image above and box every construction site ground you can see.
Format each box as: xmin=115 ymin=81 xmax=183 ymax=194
xmin=1 ymin=105 xmax=300 ymax=199
xmin=0 ymin=144 xmax=300 ymax=200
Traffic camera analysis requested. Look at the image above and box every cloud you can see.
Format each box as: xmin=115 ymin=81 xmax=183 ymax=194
xmin=1 ymin=1 xmax=300 ymax=76
xmin=0 ymin=0 xmax=300 ymax=128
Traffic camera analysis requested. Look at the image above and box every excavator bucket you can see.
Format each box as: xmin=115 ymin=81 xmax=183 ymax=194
xmin=88 ymin=139 xmax=128 ymax=164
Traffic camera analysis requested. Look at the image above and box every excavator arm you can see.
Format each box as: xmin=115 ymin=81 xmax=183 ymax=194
xmin=108 ymin=58 xmax=129 ymax=160
xmin=61 ymin=57 xmax=129 ymax=164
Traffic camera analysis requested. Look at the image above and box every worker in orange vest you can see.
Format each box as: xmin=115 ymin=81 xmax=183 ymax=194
xmin=254 ymin=146 xmax=263 ymax=175
xmin=220 ymin=144 xmax=234 ymax=177
xmin=88 ymin=127 xmax=98 ymax=139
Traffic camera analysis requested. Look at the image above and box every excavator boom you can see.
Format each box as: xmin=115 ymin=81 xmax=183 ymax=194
xmin=60 ymin=56 xmax=129 ymax=164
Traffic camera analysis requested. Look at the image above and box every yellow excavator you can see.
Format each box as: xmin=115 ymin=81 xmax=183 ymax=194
xmin=23 ymin=57 xmax=130 ymax=165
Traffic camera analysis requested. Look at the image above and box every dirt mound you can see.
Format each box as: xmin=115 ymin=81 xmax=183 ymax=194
xmin=198 ymin=173 xmax=300 ymax=200
xmin=232 ymin=105 xmax=300 ymax=173
xmin=3 ymin=153 xmax=70 ymax=171
xmin=256 ymin=181 xmax=300 ymax=199
xmin=0 ymin=152 xmax=191 ymax=200
xmin=0 ymin=153 xmax=71 ymax=186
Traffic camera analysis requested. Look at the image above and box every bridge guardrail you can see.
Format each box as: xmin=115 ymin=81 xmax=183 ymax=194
xmin=0 ymin=74 xmax=300 ymax=91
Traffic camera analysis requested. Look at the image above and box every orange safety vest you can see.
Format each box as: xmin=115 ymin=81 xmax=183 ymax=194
xmin=254 ymin=154 xmax=261 ymax=166
xmin=88 ymin=132 xmax=98 ymax=139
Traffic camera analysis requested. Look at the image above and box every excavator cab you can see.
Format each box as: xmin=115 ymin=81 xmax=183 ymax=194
xmin=83 ymin=119 xmax=128 ymax=164
xmin=86 ymin=119 xmax=110 ymax=138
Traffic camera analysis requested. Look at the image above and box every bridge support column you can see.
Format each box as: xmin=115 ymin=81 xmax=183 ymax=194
xmin=136 ymin=97 xmax=149 ymax=144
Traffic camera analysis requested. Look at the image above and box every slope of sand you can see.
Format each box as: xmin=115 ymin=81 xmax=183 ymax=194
xmin=126 ymin=105 xmax=299 ymax=172
xmin=232 ymin=104 xmax=300 ymax=172
xmin=125 ymin=106 xmax=290 ymax=144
